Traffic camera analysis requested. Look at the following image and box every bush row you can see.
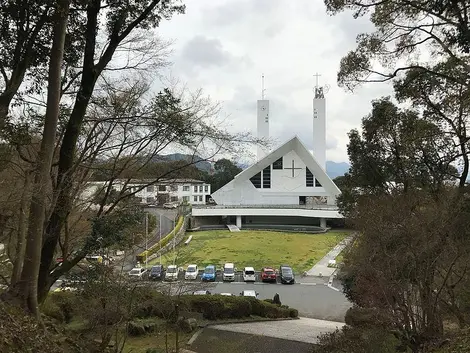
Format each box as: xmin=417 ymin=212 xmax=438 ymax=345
xmin=136 ymin=216 xmax=184 ymax=262
xmin=136 ymin=292 xmax=298 ymax=321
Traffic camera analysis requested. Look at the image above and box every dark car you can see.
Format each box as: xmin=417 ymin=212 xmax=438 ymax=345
xmin=279 ymin=265 xmax=295 ymax=284
xmin=149 ymin=264 xmax=165 ymax=280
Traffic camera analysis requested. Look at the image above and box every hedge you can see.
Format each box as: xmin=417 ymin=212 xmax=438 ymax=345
xmin=136 ymin=216 xmax=184 ymax=262
xmin=135 ymin=292 xmax=299 ymax=321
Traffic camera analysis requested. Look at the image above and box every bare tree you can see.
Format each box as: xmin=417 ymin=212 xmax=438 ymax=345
xmin=4 ymin=0 xmax=70 ymax=316
xmin=341 ymin=190 xmax=470 ymax=352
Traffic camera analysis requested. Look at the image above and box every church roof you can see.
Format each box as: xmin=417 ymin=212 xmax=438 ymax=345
xmin=229 ymin=135 xmax=341 ymax=196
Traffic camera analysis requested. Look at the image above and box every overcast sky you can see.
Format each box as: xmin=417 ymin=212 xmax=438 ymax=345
xmin=156 ymin=0 xmax=394 ymax=163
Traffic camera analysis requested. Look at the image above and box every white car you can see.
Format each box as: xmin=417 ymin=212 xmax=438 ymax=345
xmin=185 ymin=264 xmax=198 ymax=280
xmin=223 ymin=263 xmax=235 ymax=281
xmin=165 ymin=265 xmax=178 ymax=281
xmin=240 ymin=290 xmax=258 ymax=298
xmin=243 ymin=266 xmax=256 ymax=282
xmin=219 ymin=292 xmax=234 ymax=296
xmin=193 ymin=290 xmax=211 ymax=295
xmin=163 ymin=202 xmax=178 ymax=209
xmin=128 ymin=267 xmax=148 ymax=280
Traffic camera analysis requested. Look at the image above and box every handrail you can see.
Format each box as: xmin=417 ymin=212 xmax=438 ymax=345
xmin=192 ymin=204 xmax=338 ymax=210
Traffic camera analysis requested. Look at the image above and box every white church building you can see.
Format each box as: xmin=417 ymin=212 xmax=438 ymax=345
xmin=191 ymin=78 xmax=343 ymax=229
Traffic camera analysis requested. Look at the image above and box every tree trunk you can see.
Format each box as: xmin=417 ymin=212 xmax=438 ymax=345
xmin=10 ymin=172 xmax=32 ymax=286
xmin=4 ymin=0 xmax=70 ymax=315
xmin=37 ymin=0 xmax=101 ymax=300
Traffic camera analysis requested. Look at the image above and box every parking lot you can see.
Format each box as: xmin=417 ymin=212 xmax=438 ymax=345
xmin=145 ymin=268 xmax=331 ymax=285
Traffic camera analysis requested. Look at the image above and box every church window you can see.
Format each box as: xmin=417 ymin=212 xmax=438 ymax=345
xmin=262 ymin=166 xmax=271 ymax=188
xmin=315 ymin=178 xmax=322 ymax=187
xmin=272 ymin=157 xmax=283 ymax=170
xmin=250 ymin=172 xmax=262 ymax=188
xmin=306 ymin=168 xmax=314 ymax=187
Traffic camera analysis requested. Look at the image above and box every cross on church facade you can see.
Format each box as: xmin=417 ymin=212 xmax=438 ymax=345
xmin=284 ymin=159 xmax=303 ymax=177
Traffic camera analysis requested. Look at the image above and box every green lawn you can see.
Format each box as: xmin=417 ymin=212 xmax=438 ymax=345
xmin=149 ymin=230 xmax=349 ymax=273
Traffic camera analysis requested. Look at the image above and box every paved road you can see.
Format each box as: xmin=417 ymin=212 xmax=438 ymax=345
xmin=210 ymin=317 xmax=345 ymax=344
xmin=121 ymin=208 xmax=177 ymax=272
xmin=306 ymin=235 xmax=354 ymax=277
xmin=211 ymin=282 xmax=350 ymax=321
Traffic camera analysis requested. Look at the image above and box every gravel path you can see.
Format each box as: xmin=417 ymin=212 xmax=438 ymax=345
xmin=209 ymin=317 xmax=344 ymax=344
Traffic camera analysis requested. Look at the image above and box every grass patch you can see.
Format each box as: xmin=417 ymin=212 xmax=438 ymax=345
xmin=335 ymin=251 xmax=344 ymax=264
xmin=124 ymin=331 xmax=193 ymax=353
xmin=150 ymin=230 xmax=349 ymax=273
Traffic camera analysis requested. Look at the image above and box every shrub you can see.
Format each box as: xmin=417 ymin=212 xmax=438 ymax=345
xmin=42 ymin=291 xmax=76 ymax=323
xmin=135 ymin=293 xmax=297 ymax=321
xmin=289 ymin=308 xmax=299 ymax=318
xmin=345 ymin=306 xmax=391 ymax=329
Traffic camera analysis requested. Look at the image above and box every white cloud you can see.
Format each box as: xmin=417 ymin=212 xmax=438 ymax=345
xmin=155 ymin=0 xmax=395 ymax=163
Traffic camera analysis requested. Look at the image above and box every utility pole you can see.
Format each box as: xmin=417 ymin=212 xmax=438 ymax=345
xmin=145 ymin=212 xmax=148 ymax=268
xmin=173 ymin=214 xmax=177 ymax=265
xmin=159 ymin=213 xmax=162 ymax=265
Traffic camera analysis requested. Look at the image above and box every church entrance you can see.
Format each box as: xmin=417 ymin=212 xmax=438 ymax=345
xmin=299 ymin=196 xmax=306 ymax=205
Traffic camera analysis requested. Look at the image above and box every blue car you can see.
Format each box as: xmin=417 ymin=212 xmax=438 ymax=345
xmin=201 ymin=265 xmax=216 ymax=282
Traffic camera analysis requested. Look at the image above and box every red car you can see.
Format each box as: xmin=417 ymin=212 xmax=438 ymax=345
xmin=261 ymin=267 xmax=277 ymax=283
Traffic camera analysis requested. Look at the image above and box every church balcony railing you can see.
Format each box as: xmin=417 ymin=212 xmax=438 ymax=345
xmin=193 ymin=204 xmax=338 ymax=210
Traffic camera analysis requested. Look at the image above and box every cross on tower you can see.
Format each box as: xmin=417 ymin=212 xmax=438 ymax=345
xmin=313 ymin=72 xmax=322 ymax=88
xmin=284 ymin=159 xmax=303 ymax=177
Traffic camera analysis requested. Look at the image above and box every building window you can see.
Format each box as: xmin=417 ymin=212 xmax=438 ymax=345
xmin=315 ymin=178 xmax=322 ymax=187
xmin=204 ymin=185 xmax=208 ymax=192
xmin=183 ymin=185 xmax=190 ymax=192
xmin=199 ymin=195 xmax=203 ymax=201
xmin=194 ymin=196 xmax=198 ymax=202
xmin=250 ymin=172 xmax=262 ymax=188
xmin=158 ymin=185 xmax=166 ymax=192
xmin=262 ymin=166 xmax=271 ymax=188
xmin=170 ymin=184 xmax=177 ymax=191
xmin=272 ymin=157 xmax=283 ymax=169
xmin=306 ymin=168 xmax=314 ymax=187
xmin=146 ymin=197 xmax=154 ymax=203
xmin=183 ymin=196 xmax=189 ymax=202
xmin=146 ymin=185 xmax=154 ymax=192
xmin=194 ymin=185 xmax=198 ymax=192
xmin=170 ymin=196 xmax=178 ymax=202
xmin=199 ymin=185 xmax=203 ymax=192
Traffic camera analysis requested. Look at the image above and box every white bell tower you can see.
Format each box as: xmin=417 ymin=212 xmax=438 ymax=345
xmin=312 ymin=73 xmax=326 ymax=170
xmin=257 ymin=75 xmax=269 ymax=161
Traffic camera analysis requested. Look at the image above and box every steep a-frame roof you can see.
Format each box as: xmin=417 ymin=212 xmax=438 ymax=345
xmin=224 ymin=135 xmax=341 ymax=196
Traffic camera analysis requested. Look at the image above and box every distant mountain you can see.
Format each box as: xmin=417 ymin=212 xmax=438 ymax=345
xmin=160 ymin=154 xmax=350 ymax=178
xmin=237 ymin=160 xmax=349 ymax=179
xmin=155 ymin=153 xmax=212 ymax=172
xmin=326 ymin=161 xmax=350 ymax=179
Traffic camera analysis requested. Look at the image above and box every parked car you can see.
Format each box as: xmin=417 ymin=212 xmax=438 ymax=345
xmin=261 ymin=267 xmax=277 ymax=283
xmin=223 ymin=263 xmax=235 ymax=281
xmin=165 ymin=265 xmax=178 ymax=281
xmin=185 ymin=264 xmax=198 ymax=280
xmin=279 ymin=265 xmax=295 ymax=284
xmin=243 ymin=266 xmax=256 ymax=282
xmin=128 ymin=267 xmax=148 ymax=280
xmin=219 ymin=293 xmax=234 ymax=296
xmin=193 ymin=290 xmax=211 ymax=295
xmin=149 ymin=264 xmax=164 ymax=280
xmin=240 ymin=290 xmax=259 ymax=298
xmin=163 ymin=202 xmax=178 ymax=209
xmin=201 ymin=265 xmax=216 ymax=281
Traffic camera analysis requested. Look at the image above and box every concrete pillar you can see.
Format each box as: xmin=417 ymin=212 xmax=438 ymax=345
xmin=320 ymin=218 xmax=327 ymax=228
xmin=236 ymin=215 xmax=242 ymax=229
